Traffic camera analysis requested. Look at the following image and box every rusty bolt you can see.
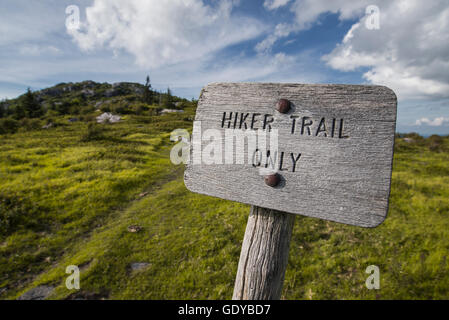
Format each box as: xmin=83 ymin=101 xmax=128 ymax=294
xmin=264 ymin=173 xmax=281 ymax=187
xmin=276 ymin=99 xmax=291 ymax=114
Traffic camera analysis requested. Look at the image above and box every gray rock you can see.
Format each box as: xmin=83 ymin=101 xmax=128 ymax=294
xmin=18 ymin=285 xmax=54 ymax=300
xmin=82 ymin=81 xmax=96 ymax=89
xmin=81 ymin=89 xmax=95 ymax=97
xmin=160 ymin=109 xmax=184 ymax=115
xmin=96 ymin=112 xmax=121 ymax=124
xmin=133 ymin=87 xmax=144 ymax=95
xmin=42 ymin=123 xmax=53 ymax=129
xmin=104 ymin=89 xmax=115 ymax=97
xmin=41 ymin=88 xmax=63 ymax=97
xmin=109 ymin=82 xmax=144 ymax=96
xmin=127 ymin=225 xmax=143 ymax=233
xmin=130 ymin=263 xmax=150 ymax=271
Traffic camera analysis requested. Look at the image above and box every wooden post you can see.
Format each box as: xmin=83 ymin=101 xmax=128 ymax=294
xmin=232 ymin=206 xmax=295 ymax=300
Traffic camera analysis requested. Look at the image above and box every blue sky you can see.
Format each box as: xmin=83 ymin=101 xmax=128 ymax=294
xmin=1 ymin=0 xmax=449 ymax=135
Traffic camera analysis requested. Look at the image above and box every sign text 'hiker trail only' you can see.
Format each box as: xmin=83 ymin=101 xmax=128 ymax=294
xmin=184 ymin=83 xmax=397 ymax=228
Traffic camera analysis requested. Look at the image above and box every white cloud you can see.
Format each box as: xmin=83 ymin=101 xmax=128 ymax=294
xmin=258 ymin=0 xmax=449 ymax=100
xmin=0 ymin=1 xmax=327 ymax=100
xmin=289 ymin=0 xmax=371 ymax=30
xmin=257 ymin=1 xmax=371 ymax=54
xmin=18 ymin=45 xmax=62 ymax=56
xmin=415 ymin=117 xmax=449 ymax=127
xmin=149 ymin=50 xmax=323 ymax=89
xmin=322 ymin=0 xmax=449 ymax=100
xmin=69 ymin=0 xmax=266 ymax=68
xmin=255 ymin=23 xmax=294 ymax=53
xmin=263 ymin=0 xmax=291 ymax=11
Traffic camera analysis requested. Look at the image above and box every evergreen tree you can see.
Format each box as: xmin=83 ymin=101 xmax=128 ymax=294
xmin=55 ymin=100 xmax=71 ymax=115
xmin=163 ymin=87 xmax=174 ymax=108
xmin=22 ymin=88 xmax=43 ymax=118
xmin=14 ymin=103 xmax=26 ymax=119
xmin=143 ymin=75 xmax=153 ymax=104
xmin=0 ymin=101 xmax=4 ymax=118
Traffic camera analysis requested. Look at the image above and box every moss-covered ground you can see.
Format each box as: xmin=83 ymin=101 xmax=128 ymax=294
xmin=1 ymin=111 xmax=448 ymax=299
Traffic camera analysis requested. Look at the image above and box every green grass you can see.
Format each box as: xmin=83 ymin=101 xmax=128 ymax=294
xmin=1 ymin=114 xmax=448 ymax=299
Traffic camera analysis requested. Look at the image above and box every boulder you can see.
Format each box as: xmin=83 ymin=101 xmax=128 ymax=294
xmin=104 ymin=89 xmax=116 ymax=98
xmin=81 ymin=89 xmax=95 ymax=97
xmin=160 ymin=109 xmax=184 ymax=115
xmin=40 ymin=87 xmax=63 ymax=97
xmin=96 ymin=112 xmax=121 ymax=124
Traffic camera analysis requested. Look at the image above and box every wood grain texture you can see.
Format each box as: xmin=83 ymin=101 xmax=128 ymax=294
xmin=184 ymin=83 xmax=397 ymax=227
xmin=232 ymin=206 xmax=295 ymax=300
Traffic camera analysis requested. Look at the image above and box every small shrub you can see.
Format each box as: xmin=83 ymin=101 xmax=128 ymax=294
xmin=80 ymin=105 xmax=95 ymax=115
xmin=80 ymin=114 xmax=96 ymax=122
xmin=69 ymin=106 xmax=81 ymax=115
xmin=100 ymin=105 xmax=111 ymax=113
xmin=428 ymin=135 xmax=447 ymax=152
xmin=0 ymin=193 xmax=47 ymax=236
xmin=19 ymin=118 xmax=41 ymax=131
xmin=134 ymin=104 xmax=146 ymax=115
xmin=55 ymin=100 xmax=71 ymax=115
xmin=112 ymin=104 xmax=132 ymax=115
xmin=71 ymin=98 xmax=82 ymax=106
xmin=81 ymin=122 xmax=104 ymax=141
xmin=0 ymin=118 xmax=19 ymax=134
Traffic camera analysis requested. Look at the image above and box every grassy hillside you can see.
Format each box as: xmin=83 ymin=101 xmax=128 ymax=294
xmin=1 ymin=84 xmax=449 ymax=300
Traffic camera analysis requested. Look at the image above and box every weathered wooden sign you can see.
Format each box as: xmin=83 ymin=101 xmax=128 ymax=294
xmin=184 ymin=83 xmax=397 ymax=228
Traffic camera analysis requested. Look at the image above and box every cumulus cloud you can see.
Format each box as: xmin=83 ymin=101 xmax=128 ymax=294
xmin=154 ymin=49 xmax=321 ymax=90
xmin=257 ymin=1 xmax=371 ymax=55
xmin=258 ymin=0 xmax=449 ymax=101
xmin=1 ymin=0 xmax=328 ymax=99
xmin=322 ymin=0 xmax=449 ymax=100
xmin=18 ymin=45 xmax=61 ymax=56
xmin=263 ymin=0 xmax=291 ymax=11
xmin=68 ymin=0 xmax=266 ymax=68
xmin=289 ymin=0 xmax=370 ymax=30
xmin=415 ymin=117 xmax=449 ymax=127
xmin=255 ymin=23 xmax=294 ymax=53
